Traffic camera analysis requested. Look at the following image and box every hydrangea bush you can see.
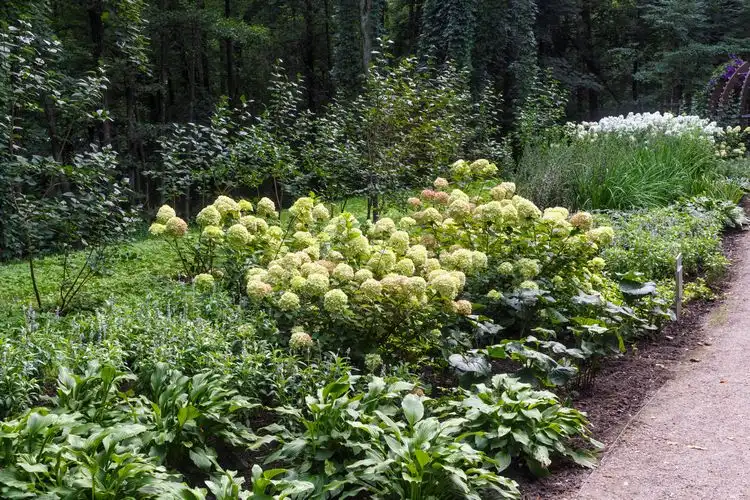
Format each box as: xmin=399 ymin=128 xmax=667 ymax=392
xmin=149 ymin=195 xmax=281 ymax=296
xmin=151 ymin=160 xmax=660 ymax=372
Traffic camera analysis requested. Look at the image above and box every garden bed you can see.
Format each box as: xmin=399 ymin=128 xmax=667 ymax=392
xmin=520 ymin=202 xmax=748 ymax=499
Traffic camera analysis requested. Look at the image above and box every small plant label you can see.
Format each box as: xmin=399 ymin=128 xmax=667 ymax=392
xmin=675 ymin=253 xmax=683 ymax=318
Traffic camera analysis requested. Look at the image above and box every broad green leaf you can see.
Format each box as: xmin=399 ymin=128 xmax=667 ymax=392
xmin=402 ymin=394 xmax=424 ymax=427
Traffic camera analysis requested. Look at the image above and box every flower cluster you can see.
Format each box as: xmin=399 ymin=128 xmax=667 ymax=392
xmin=714 ymin=125 xmax=749 ymax=159
xmin=567 ymin=112 xmax=722 ymax=142
xmin=150 ymin=195 xmax=282 ymax=282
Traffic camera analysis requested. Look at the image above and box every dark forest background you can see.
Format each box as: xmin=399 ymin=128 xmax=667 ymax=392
xmin=2 ymin=0 xmax=750 ymax=219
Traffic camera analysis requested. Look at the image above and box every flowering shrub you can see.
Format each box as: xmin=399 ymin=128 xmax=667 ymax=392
xmin=567 ymin=112 xmax=722 ymax=142
xmin=149 ymin=160 xmax=659 ymax=376
xmin=714 ymin=125 xmax=749 ymax=159
xmin=150 ymin=195 xmax=280 ymax=296
xmin=403 ymin=161 xmax=627 ymax=350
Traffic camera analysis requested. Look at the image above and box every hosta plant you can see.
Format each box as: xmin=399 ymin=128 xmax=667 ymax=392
xmin=144 ymin=362 xmax=260 ymax=471
xmin=439 ymin=374 xmax=602 ymax=477
xmin=346 ymin=394 xmax=520 ymax=499
xmin=0 ymin=408 xmax=201 ymax=498
xmin=265 ymin=374 xmax=416 ymax=492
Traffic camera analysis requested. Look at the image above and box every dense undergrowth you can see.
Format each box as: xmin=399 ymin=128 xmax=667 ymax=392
xmin=1 ymin=111 xmax=749 ymax=498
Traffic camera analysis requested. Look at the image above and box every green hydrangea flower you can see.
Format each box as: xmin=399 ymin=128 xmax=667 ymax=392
xmin=429 ymin=272 xmax=460 ymax=300
xmin=193 ymin=273 xmax=215 ymax=292
xmin=226 ymin=224 xmax=250 ymax=250
xmin=278 ymin=291 xmax=301 ymax=311
xmin=406 ymin=244 xmax=428 ymax=267
xmin=289 ymin=330 xmax=314 ymax=350
xmin=214 ymin=195 xmax=240 ymax=218
xmin=165 ymin=217 xmax=188 ymax=238
xmin=238 ymin=199 xmax=253 ymax=212
xmin=323 ymin=288 xmax=348 ymax=313
xmin=155 ymin=205 xmax=176 ymax=224
xmin=587 ymin=226 xmax=615 ymax=246
xmin=256 ymin=197 xmax=277 ymax=218
xmin=304 ymin=273 xmax=329 ymax=296
xmin=247 ymin=280 xmax=273 ymax=299
xmin=516 ymin=258 xmax=540 ymax=280
xmin=360 ymin=278 xmax=382 ymax=298
xmin=392 ymin=257 xmax=414 ymax=276
xmin=201 ymin=225 xmax=224 ymax=243
xmin=149 ymin=223 xmax=166 ymax=237
xmin=312 ymin=204 xmax=330 ymax=221
xmin=333 ymin=263 xmax=355 ymax=281
xmin=354 ymin=269 xmax=374 ymax=283
xmin=197 ymin=205 xmax=222 ymax=227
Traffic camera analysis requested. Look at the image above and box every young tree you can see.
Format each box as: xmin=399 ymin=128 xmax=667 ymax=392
xmin=1 ymin=22 xmax=134 ymax=312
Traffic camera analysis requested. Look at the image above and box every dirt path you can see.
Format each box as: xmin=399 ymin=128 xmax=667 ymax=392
xmin=576 ymin=230 xmax=750 ymax=499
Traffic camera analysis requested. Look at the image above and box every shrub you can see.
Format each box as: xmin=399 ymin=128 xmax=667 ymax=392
xmin=150 ymin=160 xmax=660 ymax=372
xmin=599 ymin=201 xmax=729 ymax=283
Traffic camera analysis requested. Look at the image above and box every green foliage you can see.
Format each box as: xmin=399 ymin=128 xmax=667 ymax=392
xmin=600 ymin=201 xmax=729 ymax=283
xmin=515 ymin=69 xmax=569 ymax=152
xmin=439 ymin=374 xmax=602 ymax=477
xmin=267 ymin=375 xmax=521 ymax=499
xmin=516 ymin=133 xmax=722 ymax=210
xmin=0 ymin=22 xmax=135 ymax=312
xmin=419 ymin=0 xmax=477 ymax=69
xmin=346 ymin=393 xmax=520 ymax=499
xmin=144 ymin=362 xmax=258 ymax=470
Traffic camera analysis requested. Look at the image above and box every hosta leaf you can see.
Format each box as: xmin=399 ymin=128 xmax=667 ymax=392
xmin=384 ymin=435 xmax=407 ymax=459
xmin=569 ymin=450 xmax=598 ymax=468
xmin=619 ymin=279 xmax=657 ymax=297
xmin=521 ymin=408 xmax=542 ymax=421
xmin=401 ymin=394 xmax=424 ymax=427
xmin=511 ymin=430 xmax=530 ymax=446
xmin=496 ymin=425 xmax=511 ymax=438
xmin=414 ymin=449 xmax=432 ymax=468
xmin=189 ymin=448 xmax=214 ymax=470
xmin=17 ymin=462 xmax=48 ymax=474
xmin=177 ymin=405 xmax=201 ymax=427
xmin=449 ymin=353 xmax=490 ymax=376
xmin=532 ymin=445 xmax=551 ymax=467
xmin=493 ymin=451 xmax=511 ymax=472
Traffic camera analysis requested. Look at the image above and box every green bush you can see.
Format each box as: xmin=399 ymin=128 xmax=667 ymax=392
xmin=599 ymin=201 xmax=729 ymax=283
xmin=439 ymin=374 xmax=602 ymax=477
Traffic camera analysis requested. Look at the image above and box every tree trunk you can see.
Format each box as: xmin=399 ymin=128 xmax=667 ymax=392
xmin=224 ymin=0 xmax=235 ymax=101
xmin=360 ymin=0 xmax=373 ymax=71
xmin=88 ymin=0 xmax=110 ymax=144
xmin=303 ymin=0 xmax=317 ymax=109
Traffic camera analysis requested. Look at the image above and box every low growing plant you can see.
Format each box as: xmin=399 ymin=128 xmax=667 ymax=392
xmin=438 ymin=374 xmax=602 ymax=477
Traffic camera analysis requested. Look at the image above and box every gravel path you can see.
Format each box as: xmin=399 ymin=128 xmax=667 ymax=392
xmin=577 ymin=231 xmax=750 ymax=500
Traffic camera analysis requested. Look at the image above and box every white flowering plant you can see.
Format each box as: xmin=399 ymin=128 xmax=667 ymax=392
xmin=405 ymin=161 xmax=670 ymax=374
xmin=150 ymin=195 xmax=282 ymax=296
xmin=150 ymin=160 xmax=659 ymax=379
xmin=566 ymin=112 xmax=722 ymax=142
xmin=244 ymin=208 xmax=471 ymax=362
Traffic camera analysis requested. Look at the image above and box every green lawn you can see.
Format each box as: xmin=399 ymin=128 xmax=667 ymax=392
xmin=0 ymin=237 xmax=180 ymax=329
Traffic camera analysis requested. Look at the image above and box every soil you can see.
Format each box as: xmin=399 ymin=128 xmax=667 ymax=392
xmin=520 ymin=212 xmax=749 ymax=499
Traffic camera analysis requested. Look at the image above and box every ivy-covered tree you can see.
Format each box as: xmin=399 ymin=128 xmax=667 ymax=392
xmin=418 ymin=0 xmax=476 ymax=69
